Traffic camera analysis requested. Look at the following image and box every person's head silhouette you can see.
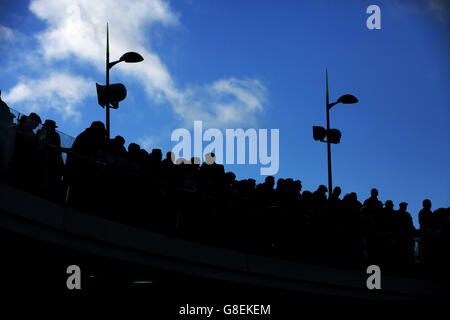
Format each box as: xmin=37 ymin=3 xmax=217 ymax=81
xmin=42 ymin=119 xmax=57 ymax=132
xmin=128 ymin=143 xmax=140 ymax=153
xmin=399 ymin=202 xmax=408 ymax=212
xmin=332 ymin=186 xmax=341 ymax=198
xmin=151 ymin=148 xmax=162 ymax=162
xmin=384 ymin=200 xmax=394 ymax=210
xmin=422 ymin=199 xmax=432 ymax=210
xmin=89 ymin=121 xmax=106 ymax=143
xmin=302 ymin=190 xmax=312 ymax=201
xmin=265 ymin=176 xmax=275 ymax=189
xmin=166 ymin=151 xmax=175 ymax=163
xmin=247 ymin=178 xmax=256 ymax=190
xmin=90 ymin=121 xmax=105 ymax=131
xmin=114 ymin=135 xmax=125 ymax=147
xmin=294 ymin=180 xmax=302 ymax=193
xmin=318 ymin=185 xmax=328 ymax=194
xmin=225 ymin=171 xmax=236 ymax=184
xmin=371 ymin=188 xmax=378 ymax=198
xmin=28 ymin=112 xmax=42 ymax=129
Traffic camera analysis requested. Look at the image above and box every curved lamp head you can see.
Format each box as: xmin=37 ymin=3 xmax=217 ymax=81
xmin=337 ymin=94 xmax=358 ymax=104
xmin=119 ymin=52 xmax=144 ymax=63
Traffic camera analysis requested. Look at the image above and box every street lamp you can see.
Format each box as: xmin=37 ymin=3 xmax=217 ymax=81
xmin=103 ymin=23 xmax=144 ymax=139
xmin=313 ymin=70 xmax=358 ymax=199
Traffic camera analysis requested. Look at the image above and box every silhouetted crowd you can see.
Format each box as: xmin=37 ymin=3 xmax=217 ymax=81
xmin=1 ymin=102 xmax=449 ymax=272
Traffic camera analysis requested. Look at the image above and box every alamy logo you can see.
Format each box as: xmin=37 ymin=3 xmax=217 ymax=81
xmin=171 ymin=121 xmax=279 ymax=175
xmin=366 ymin=265 xmax=381 ymax=290
xmin=366 ymin=5 xmax=381 ymax=30
xmin=66 ymin=265 xmax=81 ymax=290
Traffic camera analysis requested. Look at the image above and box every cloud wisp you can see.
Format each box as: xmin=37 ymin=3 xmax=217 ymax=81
xmin=0 ymin=25 xmax=14 ymax=42
xmin=5 ymin=73 xmax=94 ymax=121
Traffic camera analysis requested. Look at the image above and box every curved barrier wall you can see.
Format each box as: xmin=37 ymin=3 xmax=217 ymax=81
xmin=0 ymin=182 xmax=447 ymax=300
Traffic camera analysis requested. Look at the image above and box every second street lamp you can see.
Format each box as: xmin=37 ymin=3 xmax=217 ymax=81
xmin=102 ymin=23 xmax=144 ymax=139
xmin=313 ymin=69 xmax=358 ymax=199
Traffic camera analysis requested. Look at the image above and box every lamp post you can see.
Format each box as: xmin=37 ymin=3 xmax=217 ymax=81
xmin=326 ymin=70 xmax=332 ymax=200
xmin=105 ymin=23 xmax=143 ymax=139
xmin=314 ymin=70 xmax=358 ymax=199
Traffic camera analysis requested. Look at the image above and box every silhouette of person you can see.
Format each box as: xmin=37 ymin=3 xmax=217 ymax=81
xmin=371 ymin=199 xmax=396 ymax=264
xmin=363 ymin=188 xmax=383 ymax=209
xmin=199 ymin=152 xmax=220 ymax=193
xmin=430 ymin=207 xmax=450 ymax=269
xmin=145 ymin=148 xmax=160 ymax=169
xmin=161 ymin=151 xmax=175 ymax=183
xmin=418 ymin=199 xmax=435 ymax=265
xmin=313 ymin=185 xmax=328 ymax=202
xmin=0 ymin=90 xmax=15 ymax=124
xmin=329 ymin=186 xmax=342 ymax=213
xmin=11 ymin=112 xmax=41 ymax=189
xmin=69 ymin=121 xmax=106 ymax=159
xmin=127 ymin=142 xmax=140 ymax=157
xmin=255 ymin=176 xmax=275 ymax=205
xmin=396 ymin=202 xmax=414 ymax=232
xmin=393 ymin=202 xmax=416 ymax=264
xmin=330 ymin=186 xmax=341 ymax=201
xmin=35 ymin=119 xmax=64 ymax=200
xmin=293 ymin=179 xmax=302 ymax=196
xmin=419 ymin=199 xmax=433 ymax=231
xmin=224 ymin=171 xmax=236 ymax=190
xmin=108 ymin=135 xmax=126 ymax=155
xmin=65 ymin=121 xmax=106 ymax=207
xmin=380 ymin=200 xmax=395 ymax=230
xmin=162 ymin=151 xmax=175 ymax=167
xmin=0 ymin=90 xmax=16 ymax=177
xmin=264 ymin=176 xmax=275 ymax=191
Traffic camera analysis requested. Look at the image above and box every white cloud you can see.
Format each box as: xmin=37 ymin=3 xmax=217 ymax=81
xmin=29 ymin=0 xmax=178 ymax=65
xmin=4 ymin=73 xmax=94 ymax=121
xmin=213 ymin=78 xmax=266 ymax=112
xmin=0 ymin=25 xmax=14 ymax=42
xmin=19 ymin=0 xmax=267 ymax=127
xmin=170 ymin=78 xmax=267 ymax=127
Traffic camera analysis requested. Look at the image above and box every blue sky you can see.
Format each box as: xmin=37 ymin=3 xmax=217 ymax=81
xmin=0 ymin=0 xmax=449 ymax=226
